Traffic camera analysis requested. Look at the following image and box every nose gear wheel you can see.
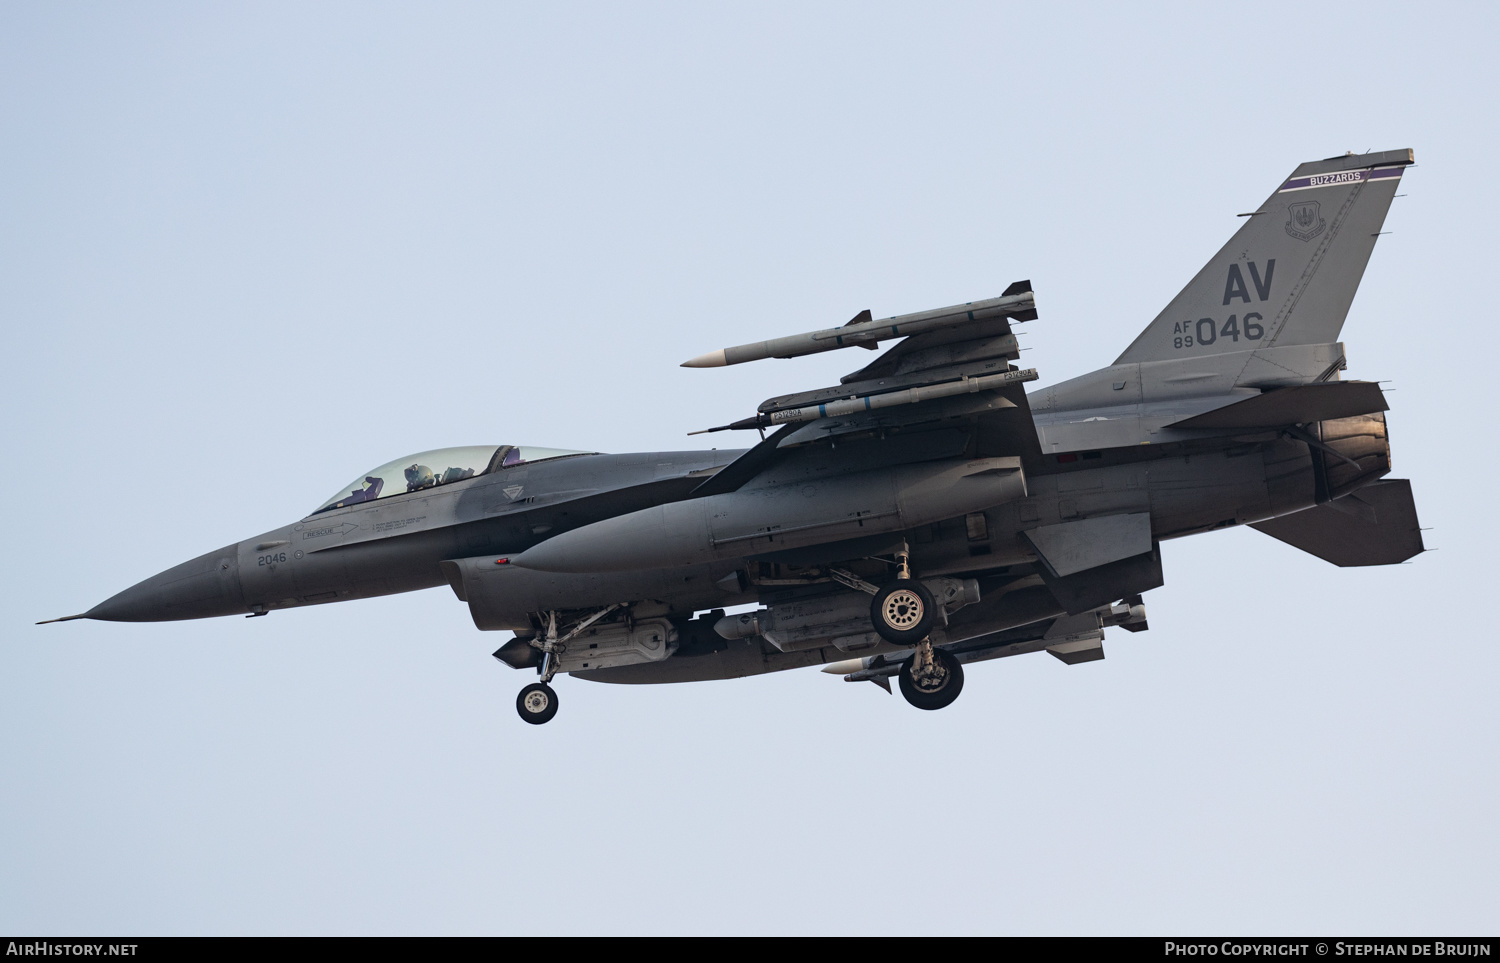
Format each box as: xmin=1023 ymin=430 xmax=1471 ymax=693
xmin=517 ymin=682 xmax=559 ymax=724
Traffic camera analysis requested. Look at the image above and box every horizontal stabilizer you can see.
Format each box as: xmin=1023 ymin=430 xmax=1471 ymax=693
xmin=1166 ymin=381 xmax=1387 ymax=430
xmin=1250 ymin=478 xmax=1424 ymax=566
xmin=1022 ymin=513 xmax=1153 ymax=577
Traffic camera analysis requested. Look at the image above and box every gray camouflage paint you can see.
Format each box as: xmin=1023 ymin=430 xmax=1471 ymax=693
xmin=58 ymin=150 xmax=1423 ymax=696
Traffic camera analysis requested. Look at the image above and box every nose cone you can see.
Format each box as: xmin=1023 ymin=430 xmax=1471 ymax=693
xmin=85 ymin=545 xmax=246 ymax=622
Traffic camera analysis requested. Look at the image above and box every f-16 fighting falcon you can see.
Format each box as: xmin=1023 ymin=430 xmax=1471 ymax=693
xmin=42 ymin=149 xmax=1425 ymax=725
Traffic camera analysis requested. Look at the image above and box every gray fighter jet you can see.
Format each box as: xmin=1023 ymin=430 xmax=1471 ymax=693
xmin=42 ymin=149 xmax=1425 ymax=725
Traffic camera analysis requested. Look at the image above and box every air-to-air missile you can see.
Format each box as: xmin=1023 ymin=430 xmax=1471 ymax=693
xmin=680 ymin=285 xmax=1036 ymax=368
xmin=692 ymin=367 xmax=1040 ymax=433
xmin=42 ymin=149 xmax=1426 ymax=726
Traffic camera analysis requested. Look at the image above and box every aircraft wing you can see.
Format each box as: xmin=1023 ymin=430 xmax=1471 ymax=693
xmin=676 ymin=284 xmax=1170 ymax=618
xmin=688 ymin=280 xmax=1046 ymax=496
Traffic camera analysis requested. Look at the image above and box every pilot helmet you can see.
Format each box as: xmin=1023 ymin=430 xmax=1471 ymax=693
xmin=404 ymin=464 xmax=435 ymax=490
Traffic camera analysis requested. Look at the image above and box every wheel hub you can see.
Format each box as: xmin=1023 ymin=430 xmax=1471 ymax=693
xmin=881 ymin=589 xmax=925 ymax=629
xmin=909 ymin=642 xmax=949 ymax=691
xmin=910 ymin=663 xmax=949 ymax=692
xmin=897 ymin=643 xmax=965 ymax=711
xmin=522 ymin=690 xmax=550 ymax=714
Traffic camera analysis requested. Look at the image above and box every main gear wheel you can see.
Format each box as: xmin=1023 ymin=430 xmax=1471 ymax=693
xmin=898 ymin=645 xmax=964 ymax=711
xmin=870 ymin=579 xmax=937 ymax=645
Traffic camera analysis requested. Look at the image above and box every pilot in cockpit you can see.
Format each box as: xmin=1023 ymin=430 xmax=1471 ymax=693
xmin=405 ymin=463 xmax=476 ymax=492
xmin=404 ymin=464 xmax=436 ymax=492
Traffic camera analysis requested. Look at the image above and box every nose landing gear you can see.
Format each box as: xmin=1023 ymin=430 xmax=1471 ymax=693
xmin=516 ymin=643 xmax=561 ymax=725
xmin=514 ymin=610 xmax=568 ymax=725
xmin=510 ymin=604 xmax=625 ymax=725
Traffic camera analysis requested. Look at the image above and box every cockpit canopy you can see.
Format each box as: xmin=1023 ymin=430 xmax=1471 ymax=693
xmin=312 ymin=445 xmax=590 ymax=516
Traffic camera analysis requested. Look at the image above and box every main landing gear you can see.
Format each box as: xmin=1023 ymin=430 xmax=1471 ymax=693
xmin=869 ymin=541 xmax=938 ymax=645
xmin=869 ymin=542 xmax=963 ymax=711
xmin=871 ymin=580 xmax=936 ymax=644
xmin=898 ymin=640 xmax=964 ymax=710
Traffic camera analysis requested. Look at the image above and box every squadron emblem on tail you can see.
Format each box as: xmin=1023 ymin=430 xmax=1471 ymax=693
xmin=1285 ymin=200 xmax=1327 ymax=241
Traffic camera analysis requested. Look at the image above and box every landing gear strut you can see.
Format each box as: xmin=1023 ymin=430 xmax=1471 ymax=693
xmin=898 ymin=640 xmax=964 ymax=711
xmin=867 ymin=543 xmax=963 ymax=709
xmin=513 ymin=605 xmax=623 ymax=725
xmin=516 ymin=640 xmax=561 ymax=725
xmin=870 ymin=541 xmax=937 ymax=645
xmin=515 ymin=611 xmax=567 ymax=725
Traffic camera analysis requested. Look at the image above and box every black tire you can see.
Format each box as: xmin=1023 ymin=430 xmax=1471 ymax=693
xmin=870 ymin=579 xmax=937 ymax=644
xmin=898 ymin=648 xmax=964 ymax=711
xmin=516 ymin=682 xmax=559 ymax=725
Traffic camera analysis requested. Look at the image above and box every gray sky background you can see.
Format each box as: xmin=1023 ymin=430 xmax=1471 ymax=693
xmin=3 ymin=2 xmax=1497 ymax=935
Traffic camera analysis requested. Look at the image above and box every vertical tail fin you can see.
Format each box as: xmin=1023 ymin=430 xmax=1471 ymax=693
xmin=1114 ymin=149 xmax=1413 ymax=365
